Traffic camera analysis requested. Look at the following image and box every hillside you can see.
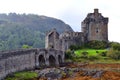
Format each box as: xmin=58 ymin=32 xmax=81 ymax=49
xmin=0 ymin=13 xmax=73 ymax=50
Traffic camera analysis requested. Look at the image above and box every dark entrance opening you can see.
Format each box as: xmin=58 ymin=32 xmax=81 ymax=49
xmin=58 ymin=55 xmax=62 ymax=64
xmin=49 ymin=55 xmax=56 ymax=67
xmin=39 ymin=55 xmax=45 ymax=67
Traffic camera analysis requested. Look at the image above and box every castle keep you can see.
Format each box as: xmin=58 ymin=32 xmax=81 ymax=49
xmin=82 ymin=9 xmax=108 ymax=42
xmin=46 ymin=9 xmax=109 ymax=51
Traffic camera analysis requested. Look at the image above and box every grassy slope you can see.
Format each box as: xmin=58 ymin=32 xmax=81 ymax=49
xmin=74 ymin=49 xmax=120 ymax=63
xmin=75 ymin=49 xmax=107 ymax=56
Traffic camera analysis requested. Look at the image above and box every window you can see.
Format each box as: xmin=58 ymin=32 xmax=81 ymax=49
xmin=96 ymin=28 xmax=99 ymax=33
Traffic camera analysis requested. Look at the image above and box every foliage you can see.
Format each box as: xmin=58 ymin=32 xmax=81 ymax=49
xmin=69 ymin=45 xmax=82 ymax=50
xmin=106 ymin=42 xmax=120 ymax=60
xmin=109 ymin=42 xmax=120 ymax=51
xmin=5 ymin=71 xmax=38 ymax=80
xmin=0 ymin=13 xmax=73 ymax=51
xmin=100 ymin=51 xmax=107 ymax=57
xmin=65 ymin=49 xmax=74 ymax=59
xmin=22 ymin=44 xmax=32 ymax=49
xmin=107 ymin=48 xmax=120 ymax=60
xmin=86 ymin=40 xmax=108 ymax=49
xmin=81 ymin=51 xmax=88 ymax=58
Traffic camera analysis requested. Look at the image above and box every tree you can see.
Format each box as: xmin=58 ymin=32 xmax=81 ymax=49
xmin=22 ymin=44 xmax=32 ymax=49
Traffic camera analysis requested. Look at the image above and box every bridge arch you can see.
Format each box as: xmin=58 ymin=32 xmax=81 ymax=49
xmin=38 ymin=55 xmax=45 ymax=67
xmin=49 ymin=55 xmax=56 ymax=67
xmin=58 ymin=55 xmax=62 ymax=64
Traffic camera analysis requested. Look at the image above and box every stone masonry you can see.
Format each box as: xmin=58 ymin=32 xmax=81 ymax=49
xmin=0 ymin=8 xmax=108 ymax=80
xmin=45 ymin=9 xmax=109 ymax=51
xmin=82 ymin=9 xmax=108 ymax=42
xmin=0 ymin=48 xmax=64 ymax=79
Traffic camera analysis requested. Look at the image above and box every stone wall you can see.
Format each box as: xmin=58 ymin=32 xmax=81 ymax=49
xmin=0 ymin=48 xmax=64 ymax=80
xmin=0 ymin=49 xmax=36 ymax=79
xmin=60 ymin=31 xmax=85 ymax=51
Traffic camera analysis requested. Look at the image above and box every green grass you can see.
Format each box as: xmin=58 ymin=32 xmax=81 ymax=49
xmin=72 ymin=49 xmax=120 ymax=63
xmin=5 ymin=71 xmax=38 ymax=80
xmin=75 ymin=49 xmax=107 ymax=56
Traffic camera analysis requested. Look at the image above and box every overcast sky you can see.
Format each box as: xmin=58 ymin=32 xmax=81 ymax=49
xmin=0 ymin=0 xmax=120 ymax=42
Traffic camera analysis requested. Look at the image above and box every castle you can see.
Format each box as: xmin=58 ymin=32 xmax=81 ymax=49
xmin=45 ymin=9 xmax=109 ymax=51
xmin=0 ymin=9 xmax=109 ymax=79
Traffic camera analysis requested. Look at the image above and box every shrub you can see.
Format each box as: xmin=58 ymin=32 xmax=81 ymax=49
xmin=100 ymin=51 xmax=107 ymax=57
xmin=22 ymin=44 xmax=32 ymax=49
xmin=107 ymin=48 xmax=120 ymax=60
xmin=65 ymin=49 xmax=74 ymax=59
xmin=87 ymin=40 xmax=108 ymax=49
xmin=69 ymin=45 xmax=82 ymax=50
xmin=81 ymin=51 xmax=88 ymax=58
xmin=88 ymin=55 xmax=99 ymax=61
xmin=96 ymin=51 xmax=99 ymax=53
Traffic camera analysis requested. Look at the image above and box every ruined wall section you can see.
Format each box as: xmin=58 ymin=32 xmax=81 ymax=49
xmin=81 ymin=9 xmax=108 ymax=42
xmin=45 ymin=29 xmax=60 ymax=50
xmin=60 ymin=31 xmax=84 ymax=51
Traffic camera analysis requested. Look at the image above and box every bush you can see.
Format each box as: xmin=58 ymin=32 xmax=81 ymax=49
xmin=100 ymin=51 xmax=107 ymax=57
xmin=22 ymin=44 xmax=32 ymax=49
xmin=88 ymin=55 xmax=99 ymax=61
xmin=107 ymin=48 xmax=120 ymax=60
xmin=87 ymin=40 xmax=108 ymax=49
xmin=65 ymin=49 xmax=74 ymax=59
xmin=81 ymin=51 xmax=88 ymax=58
xmin=111 ymin=42 xmax=120 ymax=51
xmin=69 ymin=45 xmax=82 ymax=50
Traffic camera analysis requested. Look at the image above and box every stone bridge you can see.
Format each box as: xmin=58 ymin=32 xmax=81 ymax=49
xmin=0 ymin=48 xmax=64 ymax=79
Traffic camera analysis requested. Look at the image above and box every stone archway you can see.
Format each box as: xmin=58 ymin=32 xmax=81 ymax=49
xmin=39 ymin=55 xmax=45 ymax=67
xmin=49 ymin=55 xmax=56 ymax=67
xmin=58 ymin=55 xmax=62 ymax=64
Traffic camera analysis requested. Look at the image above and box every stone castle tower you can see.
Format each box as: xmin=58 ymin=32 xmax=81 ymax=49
xmin=81 ymin=9 xmax=108 ymax=42
xmin=45 ymin=9 xmax=109 ymax=51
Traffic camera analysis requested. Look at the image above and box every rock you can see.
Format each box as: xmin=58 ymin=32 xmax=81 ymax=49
xmin=45 ymin=72 xmax=62 ymax=79
xmin=38 ymin=68 xmax=63 ymax=79
xmin=82 ymin=69 xmax=104 ymax=78
xmin=93 ymin=70 xmax=104 ymax=78
xmin=38 ymin=67 xmax=105 ymax=79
